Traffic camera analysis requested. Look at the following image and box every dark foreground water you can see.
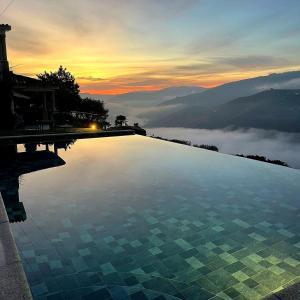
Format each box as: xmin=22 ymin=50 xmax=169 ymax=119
xmin=7 ymin=136 xmax=300 ymax=299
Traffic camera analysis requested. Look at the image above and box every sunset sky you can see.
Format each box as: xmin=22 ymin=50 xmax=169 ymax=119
xmin=2 ymin=0 xmax=300 ymax=95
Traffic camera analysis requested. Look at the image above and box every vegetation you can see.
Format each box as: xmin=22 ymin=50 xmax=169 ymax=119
xmin=37 ymin=66 xmax=108 ymax=127
xmin=236 ymin=154 xmax=288 ymax=167
xmin=115 ymin=115 xmax=127 ymax=127
xmin=152 ymin=136 xmax=218 ymax=151
xmin=37 ymin=66 xmax=81 ymax=112
xmin=194 ymin=144 xmax=219 ymax=152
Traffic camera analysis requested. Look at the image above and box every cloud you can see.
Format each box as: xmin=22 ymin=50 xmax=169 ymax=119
xmin=147 ymin=127 xmax=300 ymax=169
xmin=3 ymin=0 xmax=300 ymax=94
xmin=255 ymin=77 xmax=300 ymax=91
xmin=77 ymin=76 xmax=104 ymax=82
xmin=220 ymin=56 xmax=291 ymax=69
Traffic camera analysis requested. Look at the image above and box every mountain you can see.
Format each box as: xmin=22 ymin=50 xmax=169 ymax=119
xmin=107 ymin=86 xmax=206 ymax=107
xmin=147 ymin=89 xmax=300 ymax=132
xmin=144 ymin=71 xmax=300 ymax=128
xmin=160 ymin=71 xmax=300 ymax=108
xmin=101 ymin=86 xmax=206 ymax=124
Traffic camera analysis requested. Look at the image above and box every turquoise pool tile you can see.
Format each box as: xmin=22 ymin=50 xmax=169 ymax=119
xmin=23 ymin=249 xmax=35 ymax=258
xmin=62 ymin=219 xmax=72 ymax=228
xmin=284 ymin=257 xmax=300 ymax=267
xmin=243 ymin=278 xmax=259 ymax=288
xmin=31 ymin=282 xmax=48 ymax=297
xmin=82 ymin=288 xmax=112 ymax=300
xmin=101 ymin=262 xmax=116 ymax=275
xmin=219 ymin=253 xmax=238 ymax=264
xmin=180 ymin=285 xmax=214 ymax=300
xmin=278 ymin=229 xmax=295 ymax=238
xmin=232 ymin=282 xmax=262 ymax=300
xmin=149 ymin=247 xmax=162 ymax=255
xmin=269 ymin=265 xmax=285 ymax=275
xmin=248 ymin=233 xmax=266 ymax=242
xmin=7 ymin=136 xmax=300 ymax=299
xmin=36 ymin=255 xmax=49 ymax=263
xmin=79 ymin=248 xmax=91 ymax=257
xmin=174 ymin=239 xmax=193 ymax=251
xmin=232 ymin=219 xmax=250 ymax=229
xmin=71 ymin=257 xmax=88 ymax=272
xmin=49 ymin=260 xmax=63 ymax=270
xmin=232 ymin=271 xmax=249 ymax=282
xmin=185 ymin=256 xmax=205 ymax=269
xmin=207 ymin=269 xmax=239 ymax=292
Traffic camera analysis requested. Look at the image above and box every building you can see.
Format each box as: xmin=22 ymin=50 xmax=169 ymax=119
xmin=0 ymin=24 xmax=57 ymax=130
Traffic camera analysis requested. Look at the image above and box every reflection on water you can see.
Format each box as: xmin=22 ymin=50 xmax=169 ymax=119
xmin=0 ymin=140 xmax=75 ymax=222
xmin=7 ymin=136 xmax=300 ymax=300
xmin=147 ymin=127 xmax=300 ymax=169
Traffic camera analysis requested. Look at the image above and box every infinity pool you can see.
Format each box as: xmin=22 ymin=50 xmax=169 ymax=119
xmin=6 ymin=135 xmax=300 ymax=299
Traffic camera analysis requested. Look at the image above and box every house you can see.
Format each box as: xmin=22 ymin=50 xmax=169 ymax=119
xmin=0 ymin=24 xmax=57 ymax=130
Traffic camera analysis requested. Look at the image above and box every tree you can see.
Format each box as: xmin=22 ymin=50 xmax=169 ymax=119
xmin=79 ymin=97 xmax=108 ymax=117
xmin=37 ymin=66 xmax=80 ymax=112
xmin=37 ymin=66 xmax=109 ymax=127
xmin=115 ymin=115 xmax=127 ymax=127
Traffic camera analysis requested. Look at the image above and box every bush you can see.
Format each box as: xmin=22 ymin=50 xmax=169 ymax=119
xmin=236 ymin=154 xmax=288 ymax=167
xmin=193 ymin=144 xmax=219 ymax=152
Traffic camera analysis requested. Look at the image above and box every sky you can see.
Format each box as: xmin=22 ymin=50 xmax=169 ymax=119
xmin=1 ymin=0 xmax=300 ymax=95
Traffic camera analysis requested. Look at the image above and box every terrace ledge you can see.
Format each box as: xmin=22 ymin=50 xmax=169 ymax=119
xmin=0 ymin=129 xmax=135 ymax=145
xmin=0 ymin=195 xmax=33 ymax=299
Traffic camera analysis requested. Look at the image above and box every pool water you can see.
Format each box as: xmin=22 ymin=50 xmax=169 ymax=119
xmin=7 ymin=136 xmax=300 ymax=299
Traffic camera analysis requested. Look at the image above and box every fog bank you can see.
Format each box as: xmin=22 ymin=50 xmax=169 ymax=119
xmin=147 ymin=127 xmax=300 ymax=169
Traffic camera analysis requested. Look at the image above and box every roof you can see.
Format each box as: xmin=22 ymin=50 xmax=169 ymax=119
xmin=11 ymin=73 xmax=58 ymax=92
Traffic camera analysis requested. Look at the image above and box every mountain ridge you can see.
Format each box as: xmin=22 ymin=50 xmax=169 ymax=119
xmin=146 ymin=89 xmax=300 ymax=132
xmin=108 ymin=86 xmax=207 ymax=107
xmin=160 ymin=71 xmax=300 ymax=108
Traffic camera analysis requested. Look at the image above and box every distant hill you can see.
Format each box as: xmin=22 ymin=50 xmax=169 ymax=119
xmin=96 ymin=86 xmax=206 ymax=124
xmin=108 ymin=86 xmax=206 ymax=107
xmin=160 ymin=71 xmax=300 ymax=108
xmin=147 ymin=89 xmax=300 ymax=132
xmin=144 ymin=71 xmax=300 ymax=129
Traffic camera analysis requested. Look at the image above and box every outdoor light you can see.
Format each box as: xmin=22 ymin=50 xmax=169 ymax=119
xmin=90 ymin=124 xmax=97 ymax=130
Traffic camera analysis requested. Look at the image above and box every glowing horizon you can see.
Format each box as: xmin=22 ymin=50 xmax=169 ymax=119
xmin=2 ymin=0 xmax=300 ymax=95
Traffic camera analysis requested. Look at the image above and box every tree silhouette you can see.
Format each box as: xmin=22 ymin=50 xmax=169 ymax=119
xmin=37 ymin=66 xmax=108 ymax=126
xmin=80 ymin=97 xmax=108 ymax=117
xmin=37 ymin=66 xmax=80 ymax=112
xmin=115 ymin=115 xmax=127 ymax=127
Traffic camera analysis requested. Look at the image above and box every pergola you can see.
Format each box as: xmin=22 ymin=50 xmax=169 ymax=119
xmin=12 ymin=73 xmax=58 ymax=128
xmin=1 ymin=24 xmax=58 ymax=129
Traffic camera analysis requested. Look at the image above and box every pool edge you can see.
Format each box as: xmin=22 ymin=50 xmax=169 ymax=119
xmin=0 ymin=195 xmax=33 ymax=300
xmin=0 ymin=129 xmax=135 ymax=145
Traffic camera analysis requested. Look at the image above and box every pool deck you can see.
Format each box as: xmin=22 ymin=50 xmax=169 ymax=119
xmin=0 ymin=129 xmax=135 ymax=145
xmin=0 ymin=195 xmax=32 ymax=300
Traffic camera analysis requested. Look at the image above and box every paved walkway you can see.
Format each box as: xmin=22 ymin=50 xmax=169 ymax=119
xmin=0 ymin=196 xmax=32 ymax=299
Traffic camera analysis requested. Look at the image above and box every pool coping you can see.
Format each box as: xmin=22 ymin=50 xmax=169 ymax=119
xmin=0 ymin=195 xmax=33 ymax=300
xmin=0 ymin=129 xmax=135 ymax=145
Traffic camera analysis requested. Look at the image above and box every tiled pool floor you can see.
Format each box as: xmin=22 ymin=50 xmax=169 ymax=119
xmin=4 ymin=136 xmax=300 ymax=299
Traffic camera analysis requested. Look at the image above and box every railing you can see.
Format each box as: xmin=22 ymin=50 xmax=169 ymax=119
xmin=55 ymin=111 xmax=106 ymax=123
